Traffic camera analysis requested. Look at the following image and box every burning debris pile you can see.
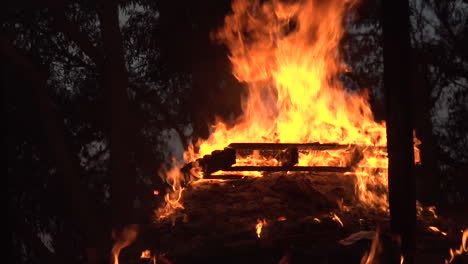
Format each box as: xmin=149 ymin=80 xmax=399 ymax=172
xmin=120 ymin=0 xmax=468 ymax=263
xmin=125 ymin=171 xmax=466 ymax=264
xmin=158 ymin=0 xmax=392 ymax=221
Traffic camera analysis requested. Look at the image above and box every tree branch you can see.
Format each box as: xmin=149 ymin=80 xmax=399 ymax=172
xmin=49 ymin=3 xmax=105 ymax=69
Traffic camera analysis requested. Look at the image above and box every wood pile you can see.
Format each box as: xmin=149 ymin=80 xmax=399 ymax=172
xmin=119 ymin=171 xmax=466 ymax=264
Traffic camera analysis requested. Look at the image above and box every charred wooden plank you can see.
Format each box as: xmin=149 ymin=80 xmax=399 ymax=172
xmin=278 ymin=147 xmax=298 ymax=167
xmin=228 ymin=142 xmax=356 ymax=150
xmin=203 ymin=174 xmax=246 ymax=180
xmin=223 ymin=166 xmax=350 ymax=173
xmin=198 ymin=148 xmax=236 ymax=175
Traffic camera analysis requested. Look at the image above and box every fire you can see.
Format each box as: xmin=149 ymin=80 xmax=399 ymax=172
xmin=360 ymin=227 xmax=381 ymax=264
xmin=155 ymin=164 xmax=185 ymax=221
xmin=427 ymin=205 xmax=439 ymax=219
xmin=445 ymin=228 xmax=468 ymax=264
xmin=428 ymin=226 xmax=448 ymax=236
xmin=140 ymin=250 xmax=157 ymax=264
xmin=141 ymin=249 xmax=151 ymax=258
xmin=256 ymin=219 xmax=267 ymax=238
xmin=331 ymin=213 xmax=344 ymax=227
xmin=111 ymin=224 xmax=139 ymax=264
xmin=184 ymin=0 xmax=390 ymax=211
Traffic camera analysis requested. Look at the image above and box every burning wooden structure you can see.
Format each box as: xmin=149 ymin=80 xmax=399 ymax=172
xmin=182 ymin=143 xmax=371 ymax=179
xmin=113 ymin=0 xmax=468 ymax=263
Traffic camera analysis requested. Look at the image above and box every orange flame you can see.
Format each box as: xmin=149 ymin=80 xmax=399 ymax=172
xmin=141 ymin=249 xmax=151 ymax=259
xmin=360 ymin=227 xmax=381 ymax=264
xmin=155 ymin=163 xmax=185 ymax=221
xmin=155 ymin=0 xmax=425 ymax=219
xmin=183 ymin=0 xmax=392 ymax=211
xmin=428 ymin=226 xmax=448 ymax=236
xmin=111 ymin=224 xmax=139 ymax=264
xmin=256 ymin=219 xmax=267 ymax=238
xmin=445 ymin=228 xmax=468 ymax=264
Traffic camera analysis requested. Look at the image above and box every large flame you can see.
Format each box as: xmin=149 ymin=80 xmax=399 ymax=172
xmin=187 ymin=0 xmax=389 ymax=211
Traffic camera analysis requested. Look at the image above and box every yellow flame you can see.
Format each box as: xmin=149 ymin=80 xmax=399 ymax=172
xmin=256 ymin=219 xmax=267 ymax=238
xmin=157 ymin=0 xmax=425 ymax=219
xmin=182 ymin=0 xmax=392 ymax=212
xmin=400 ymin=255 xmax=404 ymax=264
xmin=445 ymin=228 xmax=468 ymax=264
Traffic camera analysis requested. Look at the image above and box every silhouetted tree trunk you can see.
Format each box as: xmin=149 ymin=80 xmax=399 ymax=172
xmin=411 ymin=56 xmax=440 ymax=206
xmin=97 ymin=1 xmax=136 ymax=229
xmin=382 ymin=0 xmax=416 ymax=263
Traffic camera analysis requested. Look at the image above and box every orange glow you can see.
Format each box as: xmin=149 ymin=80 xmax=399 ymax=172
xmin=400 ymin=255 xmax=404 ymax=264
xmin=153 ymin=190 xmax=159 ymax=196
xmin=413 ymin=130 xmax=421 ymax=165
xmin=427 ymin=206 xmax=438 ymax=219
xmin=428 ymin=226 xmax=448 ymax=236
xmin=313 ymin=217 xmax=321 ymax=223
xmin=141 ymin=250 xmax=151 ymax=259
xmin=445 ymin=228 xmax=468 ymax=264
xmin=278 ymin=216 xmax=287 ymax=221
xmin=256 ymin=219 xmax=267 ymax=238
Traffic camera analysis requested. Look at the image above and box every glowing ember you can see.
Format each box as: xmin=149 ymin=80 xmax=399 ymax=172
xmin=331 ymin=213 xmax=344 ymax=227
xmin=256 ymin=219 xmax=267 ymax=238
xmin=428 ymin=226 xmax=448 ymax=236
xmin=141 ymin=249 xmax=151 ymax=259
xmin=444 ymin=228 xmax=468 ymax=264
xmin=427 ymin=206 xmax=438 ymax=219
xmin=313 ymin=217 xmax=321 ymax=223
xmin=278 ymin=216 xmax=287 ymax=221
